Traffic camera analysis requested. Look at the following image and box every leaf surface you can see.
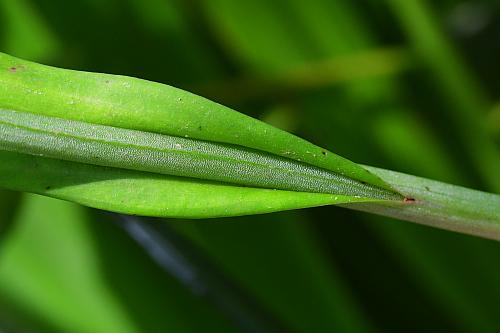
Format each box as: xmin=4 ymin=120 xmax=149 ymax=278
xmin=0 ymin=52 xmax=392 ymax=191
xmin=0 ymin=151 xmax=378 ymax=218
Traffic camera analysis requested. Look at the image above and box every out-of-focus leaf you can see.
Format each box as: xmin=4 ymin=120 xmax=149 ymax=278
xmin=0 ymin=189 xmax=20 ymax=240
xmin=372 ymin=111 xmax=464 ymax=184
xmin=0 ymin=0 xmax=59 ymax=60
xmin=487 ymin=103 xmax=500 ymax=137
xmin=370 ymin=215 xmax=500 ymax=333
xmin=386 ymin=0 xmax=500 ymax=192
xmin=197 ymin=47 xmax=412 ymax=103
xmin=172 ymin=212 xmax=372 ymax=333
xmin=0 ymin=194 xmax=139 ymax=333
xmin=0 ymin=194 xmax=240 ymax=333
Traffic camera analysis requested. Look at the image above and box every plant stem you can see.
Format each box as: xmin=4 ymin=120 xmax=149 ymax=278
xmin=349 ymin=166 xmax=500 ymax=241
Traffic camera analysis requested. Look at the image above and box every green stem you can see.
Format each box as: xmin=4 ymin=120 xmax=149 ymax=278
xmin=349 ymin=166 xmax=500 ymax=241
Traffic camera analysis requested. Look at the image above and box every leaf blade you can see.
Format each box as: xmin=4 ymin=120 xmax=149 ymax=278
xmin=0 ymin=52 xmax=392 ymax=191
xmin=0 ymin=151 xmax=378 ymax=218
xmin=0 ymin=109 xmax=401 ymax=200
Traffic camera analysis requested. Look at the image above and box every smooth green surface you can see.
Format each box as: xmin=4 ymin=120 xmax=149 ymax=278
xmin=354 ymin=166 xmax=500 ymax=240
xmin=0 ymin=52 xmax=391 ymax=190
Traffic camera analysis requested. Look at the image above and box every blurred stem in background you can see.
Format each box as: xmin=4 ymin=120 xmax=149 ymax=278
xmin=196 ymin=46 xmax=413 ymax=103
xmin=113 ymin=214 xmax=290 ymax=333
xmin=488 ymin=103 xmax=500 ymax=137
xmin=0 ymin=190 xmax=21 ymax=245
xmin=169 ymin=211 xmax=373 ymax=333
xmin=372 ymin=111 xmax=464 ymax=184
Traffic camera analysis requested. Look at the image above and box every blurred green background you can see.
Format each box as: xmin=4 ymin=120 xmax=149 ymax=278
xmin=1 ymin=0 xmax=500 ymax=332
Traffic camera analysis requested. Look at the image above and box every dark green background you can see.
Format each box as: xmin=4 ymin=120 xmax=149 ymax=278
xmin=1 ymin=0 xmax=499 ymax=332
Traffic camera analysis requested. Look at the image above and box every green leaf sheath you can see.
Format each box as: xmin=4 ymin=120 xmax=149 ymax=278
xmin=0 ymin=109 xmax=399 ymax=200
xmin=351 ymin=166 xmax=500 ymax=241
xmin=0 ymin=52 xmax=392 ymax=191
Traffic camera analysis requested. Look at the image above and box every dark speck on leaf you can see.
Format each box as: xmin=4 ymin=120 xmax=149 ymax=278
xmin=321 ymin=151 xmax=327 ymax=156
xmin=45 ymin=186 xmax=52 ymax=190
xmin=404 ymin=197 xmax=416 ymax=203
xmin=425 ymin=186 xmax=430 ymax=191
xmin=8 ymin=65 xmax=24 ymax=72
xmin=198 ymin=126 xmax=202 ymax=131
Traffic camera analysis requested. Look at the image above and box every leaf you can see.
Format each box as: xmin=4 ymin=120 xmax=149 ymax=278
xmin=0 ymin=52 xmax=401 ymax=218
xmin=0 ymin=52 xmax=498 ymax=242
xmin=0 ymin=109 xmax=400 ymax=199
xmin=0 ymin=194 xmax=239 ymax=333
xmin=0 ymin=52 xmax=392 ymax=191
xmin=0 ymin=151 xmax=378 ymax=218
xmin=0 ymin=0 xmax=59 ymax=60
